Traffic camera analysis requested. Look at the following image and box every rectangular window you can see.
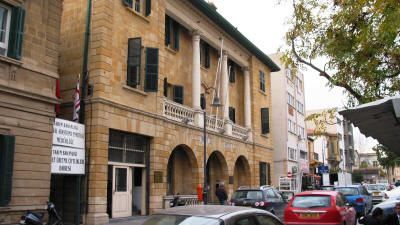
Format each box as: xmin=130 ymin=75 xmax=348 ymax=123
xmin=259 ymin=70 xmax=265 ymax=92
xmin=127 ymin=37 xmax=142 ymax=88
xmin=286 ymin=68 xmax=292 ymax=80
xmin=200 ymin=40 xmax=210 ymax=68
xmin=173 ymin=85 xmax=183 ymax=104
xmin=124 ymin=0 xmax=151 ymax=16
xmin=144 ymin=47 xmax=159 ymax=92
xmin=229 ymin=106 xmax=235 ymax=123
xmin=109 ymin=130 xmax=148 ymax=164
xmin=287 ymin=92 xmax=295 ymax=106
xmin=288 ymin=119 xmax=296 ymax=134
xmin=0 ymin=4 xmax=11 ymax=57
xmin=296 ymin=101 xmax=304 ymax=114
xmin=0 ymin=134 xmax=15 ymax=206
xmin=261 ymin=108 xmax=270 ymax=134
xmin=297 ymin=77 xmax=303 ymax=91
xmin=298 ymin=126 xmax=305 ymax=139
xmin=288 ymin=147 xmax=296 ymax=160
xmin=259 ymin=162 xmax=266 ymax=186
xmin=300 ymin=151 xmax=307 ymax=160
xmin=229 ymin=59 xmax=235 ymax=83
xmin=164 ymin=15 xmax=179 ymax=51
xmin=314 ymin=153 xmax=319 ymax=161
xmin=3 ymin=4 xmax=25 ymax=60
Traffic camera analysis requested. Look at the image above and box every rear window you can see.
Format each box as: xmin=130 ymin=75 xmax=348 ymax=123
xmin=232 ymin=190 xmax=263 ymax=200
xmin=334 ymin=187 xmax=359 ymax=196
xmin=368 ymin=185 xmax=386 ymax=191
xmin=291 ymin=195 xmax=331 ymax=208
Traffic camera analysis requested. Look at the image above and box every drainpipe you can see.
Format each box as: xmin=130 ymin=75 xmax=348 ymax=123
xmin=77 ymin=0 xmax=92 ymax=225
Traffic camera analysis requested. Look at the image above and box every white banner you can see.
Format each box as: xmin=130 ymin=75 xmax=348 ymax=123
xmin=51 ymin=145 xmax=85 ymax=174
xmin=53 ymin=118 xmax=85 ymax=149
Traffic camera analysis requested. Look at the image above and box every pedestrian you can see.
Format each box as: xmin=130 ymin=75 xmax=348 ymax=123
xmin=384 ymin=202 xmax=400 ymax=225
xmin=215 ymin=184 xmax=228 ymax=205
xmin=359 ymin=207 xmax=385 ymax=225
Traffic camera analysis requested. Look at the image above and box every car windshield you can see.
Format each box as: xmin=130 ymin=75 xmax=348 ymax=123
xmin=143 ymin=215 xmax=221 ymax=225
xmin=334 ymin=187 xmax=359 ymax=196
xmin=321 ymin=186 xmax=334 ymax=190
xmin=232 ymin=190 xmax=263 ymax=200
xmin=291 ymin=195 xmax=331 ymax=208
xmin=368 ymin=185 xmax=386 ymax=191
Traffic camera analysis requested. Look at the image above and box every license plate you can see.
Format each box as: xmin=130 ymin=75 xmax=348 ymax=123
xmin=374 ymin=192 xmax=379 ymax=196
xmin=300 ymin=213 xmax=319 ymax=218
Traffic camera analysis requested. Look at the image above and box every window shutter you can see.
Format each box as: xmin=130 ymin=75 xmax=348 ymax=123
xmin=144 ymin=47 xmax=159 ymax=92
xmin=267 ymin=163 xmax=271 ymax=185
xmin=229 ymin=60 xmax=235 ymax=83
xmin=163 ymin=77 xmax=168 ymax=97
xmin=173 ymin=85 xmax=183 ymax=104
xmin=229 ymin=107 xmax=235 ymax=123
xmin=173 ymin=21 xmax=179 ymax=51
xmin=127 ymin=38 xmax=142 ymax=88
xmin=165 ymin=16 xmax=170 ymax=46
xmin=200 ymin=94 xmax=205 ymax=110
xmin=0 ymin=135 xmax=15 ymax=207
xmin=7 ymin=6 xmax=25 ymax=60
xmin=123 ymin=0 xmax=133 ymax=7
xmin=145 ymin=0 xmax=151 ymax=16
xmin=205 ymin=42 xmax=210 ymax=68
xmin=259 ymin=162 xmax=266 ymax=186
xmin=261 ymin=108 xmax=270 ymax=134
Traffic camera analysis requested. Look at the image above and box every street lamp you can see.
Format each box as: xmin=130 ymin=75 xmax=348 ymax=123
xmin=203 ymin=88 xmax=223 ymax=204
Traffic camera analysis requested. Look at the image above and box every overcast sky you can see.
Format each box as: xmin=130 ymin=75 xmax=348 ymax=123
xmin=210 ymin=0 xmax=377 ymax=152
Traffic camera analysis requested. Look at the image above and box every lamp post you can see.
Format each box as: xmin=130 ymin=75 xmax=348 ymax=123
xmin=203 ymin=88 xmax=223 ymax=204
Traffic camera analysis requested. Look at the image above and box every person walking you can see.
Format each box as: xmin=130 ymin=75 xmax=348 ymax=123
xmin=215 ymin=184 xmax=228 ymax=205
xmin=385 ymin=202 xmax=400 ymax=225
xmin=359 ymin=207 xmax=385 ymax=225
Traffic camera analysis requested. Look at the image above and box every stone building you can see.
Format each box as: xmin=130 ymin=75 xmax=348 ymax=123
xmin=59 ymin=0 xmax=279 ymax=224
xmin=0 ymin=0 xmax=62 ymax=224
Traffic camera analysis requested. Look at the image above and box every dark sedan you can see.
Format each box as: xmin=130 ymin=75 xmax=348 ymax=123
xmin=142 ymin=205 xmax=283 ymax=225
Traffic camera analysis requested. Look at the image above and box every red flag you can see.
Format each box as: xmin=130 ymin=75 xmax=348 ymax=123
xmin=73 ymin=74 xmax=80 ymax=122
xmin=55 ymin=78 xmax=61 ymax=115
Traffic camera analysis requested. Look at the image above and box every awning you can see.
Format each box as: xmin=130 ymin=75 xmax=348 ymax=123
xmin=339 ymin=96 xmax=400 ymax=154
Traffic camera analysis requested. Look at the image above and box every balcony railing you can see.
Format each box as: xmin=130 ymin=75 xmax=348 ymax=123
xmin=163 ymin=98 xmax=248 ymax=140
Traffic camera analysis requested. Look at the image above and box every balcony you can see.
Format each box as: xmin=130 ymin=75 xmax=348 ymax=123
xmin=163 ymin=98 xmax=249 ymax=140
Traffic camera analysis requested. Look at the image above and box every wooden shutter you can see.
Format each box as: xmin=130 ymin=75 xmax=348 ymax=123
xmin=164 ymin=15 xmax=170 ymax=46
xmin=229 ymin=60 xmax=235 ymax=83
xmin=173 ymin=21 xmax=179 ymax=51
xmin=123 ymin=0 xmax=133 ymax=7
xmin=145 ymin=0 xmax=151 ymax=16
xmin=173 ymin=85 xmax=183 ymax=104
xmin=0 ymin=135 xmax=15 ymax=206
xmin=261 ymin=108 xmax=270 ymax=134
xmin=205 ymin=42 xmax=210 ymax=68
xmin=144 ymin=47 xmax=159 ymax=92
xmin=200 ymin=94 xmax=205 ymax=110
xmin=163 ymin=77 xmax=168 ymax=97
xmin=267 ymin=163 xmax=271 ymax=185
xmin=259 ymin=162 xmax=266 ymax=186
xmin=127 ymin=38 xmax=142 ymax=88
xmin=229 ymin=107 xmax=235 ymax=123
xmin=7 ymin=6 xmax=25 ymax=60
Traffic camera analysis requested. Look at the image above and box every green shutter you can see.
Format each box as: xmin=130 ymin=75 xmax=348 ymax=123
xmin=200 ymin=94 xmax=205 ymax=110
xmin=7 ymin=6 xmax=25 ymax=60
xmin=267 ymin=163 xmax=271 ymax=185
xmin=0 ymin=135 xmax=15 ymax=207
xmin=145 ymin=0 xmax=151 ymax=16
xmin=229 ymin=107 xmax=235 ymax=123
xmin=205 ymin=42 xmax=210 ymax=68
xmin=165 ymin=15 xmax=170 ymax=46
xmin=144 ymin=47 xmax=159 ymax=92
xmin=163 ymin=77 xmax=168 ymax=97
xmin=261 ymin=108 xmax=270 ymax=134
xmin=123 ymin=0 xmax=133 ymax=7
xmin=259 ymin=162 xmax=266 ymax=186
xmin=173 ymin=21 xmax=179 ymax=51
xmin=127 ymin=38 xmax=142 ymax=88
xmin=229 ymin=60 xmax=235 ymax=83
xmin=173 ymin=85 xmax=183 ymax=104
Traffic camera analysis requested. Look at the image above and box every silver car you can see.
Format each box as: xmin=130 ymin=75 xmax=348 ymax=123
xmin=142 ymin=205 xmax=283 ymax=225
xmin=367 ymin=184 xmax=386 ymax=204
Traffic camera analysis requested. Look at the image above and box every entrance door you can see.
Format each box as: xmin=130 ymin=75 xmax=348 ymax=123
xmin=112 ymin=166 xmax=132 ymax=218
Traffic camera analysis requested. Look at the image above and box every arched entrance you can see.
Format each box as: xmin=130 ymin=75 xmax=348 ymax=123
xmin=167 ymin=145 xmax=199 ymax=195
xmin=207 ymin=151 xmax=228 ymax=204
xmin=233 ymin=156 xmax=251 ymax=191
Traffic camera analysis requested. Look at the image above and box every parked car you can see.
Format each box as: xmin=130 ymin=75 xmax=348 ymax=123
xmin=383 ymin=186 xmax=400 ymax=200
xmin=283 ymin=190 xmax=357 ymax=225
xmin=320 ymin=185 xmax=335 ymax=191
xmin=142 ymin=205 xmax=283 ymax=225
xmin=367 ymin=184 xmax=387 ymax=204
xmin=371 ymin=199 xmax=400 ymax=217
xmin=230 ymin=185 xmax=288 ymax=220
xmin=334 ymin=185 xmax=373 ymax=217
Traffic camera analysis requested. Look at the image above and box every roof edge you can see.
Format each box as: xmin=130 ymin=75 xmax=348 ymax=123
xmin=188 ymin=0 xmax=281 ymax=72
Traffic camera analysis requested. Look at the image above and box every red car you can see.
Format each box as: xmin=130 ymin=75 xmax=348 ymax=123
xmin=284 ymin=190 xmax=357 ymax=225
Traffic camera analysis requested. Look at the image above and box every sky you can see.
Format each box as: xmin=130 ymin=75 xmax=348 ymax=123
xmin=210 ymin=0 xmax=377 ymax=152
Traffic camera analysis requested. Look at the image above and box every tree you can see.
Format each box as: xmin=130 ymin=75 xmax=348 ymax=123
xmin=360 ymin=161 xmax=369 ymax=168
xmin=374 ymin=144 xmax=400 ymax=169
xmin=281 ymin=0 xmax=400 ymax=105
xmin=352 ymin=171 xmax=363 ymax=183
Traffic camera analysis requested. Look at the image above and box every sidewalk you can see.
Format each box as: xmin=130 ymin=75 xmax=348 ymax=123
xmin=108 ymin=216 xmax=149 ymax=225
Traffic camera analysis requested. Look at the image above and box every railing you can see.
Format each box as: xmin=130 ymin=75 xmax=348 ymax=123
xmin=206 ymin=114 xmax=224 ymax=132
xmin=232 ymin=123 xmax=248 ymax=139
xmin=164 ymin=98 xmax=195 ymax=124
xmin=163 ymin=195 xmax=200 ymax=209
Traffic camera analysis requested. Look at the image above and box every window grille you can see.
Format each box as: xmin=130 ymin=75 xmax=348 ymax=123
xmin=109 ymin=130 xmax=146 ymax=164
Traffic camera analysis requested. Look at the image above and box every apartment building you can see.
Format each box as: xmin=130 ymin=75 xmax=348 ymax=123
xmin=0 ymin=1 xmax=62 ymax=224
xmin=343 ymin=119 xmax=355 ymax=172
xmin=269 ymin=54 xmax=308 ymax=193
xmin=58 ymin=0 xmax=280 ymax=224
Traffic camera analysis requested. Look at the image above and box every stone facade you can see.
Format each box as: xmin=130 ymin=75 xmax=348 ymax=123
xmin=59 ymin=0 xmax=278 ymax=224
xmin=0 ymin=0 xmax=62 ymax=224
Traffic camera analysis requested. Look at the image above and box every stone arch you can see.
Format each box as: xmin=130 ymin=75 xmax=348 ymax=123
xmin=207 ymin=150 xmax=229 ymax=204
xmin=233 ymin=155 xmax=251 ymax=191
xmin=167 ymin=144 xmax=199 ymax=195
